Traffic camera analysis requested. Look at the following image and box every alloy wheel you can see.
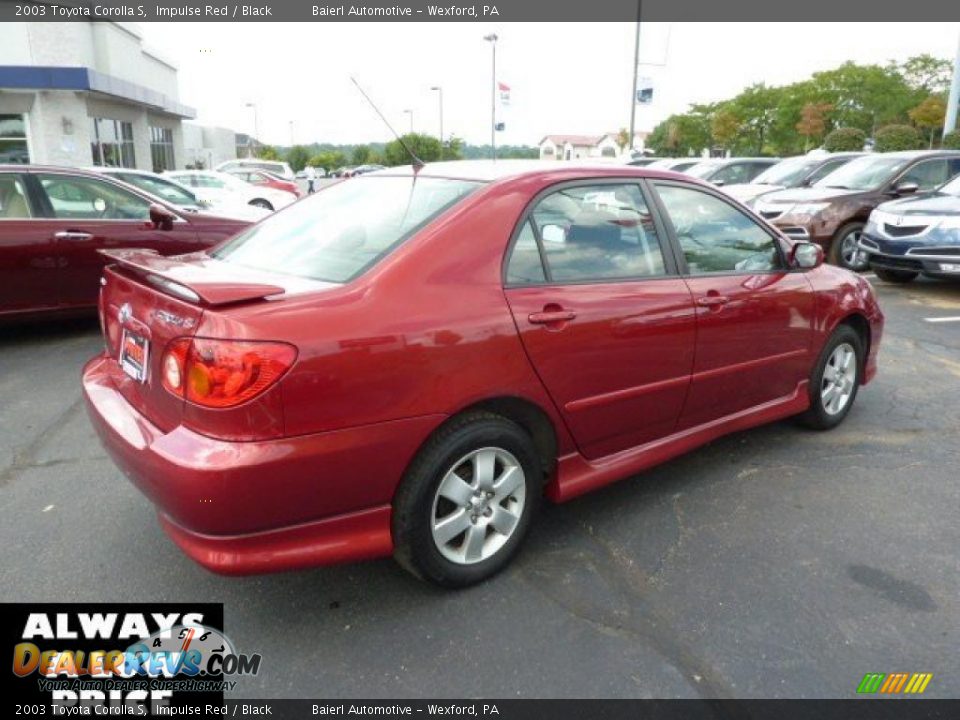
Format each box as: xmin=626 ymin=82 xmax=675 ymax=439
xmin=840 ymin=230 xmax=869 ymax=271
xmin=430 ymin=447 xmax=527 ymax=565
xmin=821 ymin=342 xmax=857 ymax=416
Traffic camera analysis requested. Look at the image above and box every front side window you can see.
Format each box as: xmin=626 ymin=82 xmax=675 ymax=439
xmin=0 ymin=174 xmax=32 ymax=218
xmin=91 ymin=118 xmax=135 ymax=168
xmin=214 ymin=175 xmax=480 ymax=283
xmin=711 ymin=162 xmax=755 ymax=186
xmin=815 ymin=155 xmax=908 ymax=191
xmin=0 ymin=114 xmax=30 ymax=164
xmin=114 ymin=172 xmax=197 ymax=207
xmin=655 ymin=184 xmax=781 ymax=275
xmin=508 ymin=183 xmax=667 ymax=284
xmin=38 ymin=174 xmax=151 ymax=220
xmin=898 ymin=159 xmax=951 ymax=192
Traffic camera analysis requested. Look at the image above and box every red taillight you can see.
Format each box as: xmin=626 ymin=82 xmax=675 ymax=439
xmin=161 ymin=338 xmax=296 ymax=408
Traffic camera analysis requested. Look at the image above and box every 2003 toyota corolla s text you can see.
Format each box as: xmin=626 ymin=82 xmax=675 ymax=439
xmin=83 ymin=160 xmax=884 ymax=587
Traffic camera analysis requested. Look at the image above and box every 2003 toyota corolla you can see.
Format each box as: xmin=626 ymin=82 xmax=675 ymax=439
xmin=83 ymin=161 xmax=884 ymax=587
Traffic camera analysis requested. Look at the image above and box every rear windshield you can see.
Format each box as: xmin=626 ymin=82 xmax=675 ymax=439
xmin=212 ymin=175 xmax=481 ymax=283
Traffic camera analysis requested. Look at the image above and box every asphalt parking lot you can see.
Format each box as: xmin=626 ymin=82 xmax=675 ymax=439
xmin=1 ymin=275 xmax=958 ymax=699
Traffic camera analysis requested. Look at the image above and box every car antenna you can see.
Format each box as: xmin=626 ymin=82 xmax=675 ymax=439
xmin=350 ymin=76 xmax=424 ymax=171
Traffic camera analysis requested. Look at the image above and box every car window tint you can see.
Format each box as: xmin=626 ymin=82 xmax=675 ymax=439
xmin=116 ymin=173 xmax=196 ymax=206
xmin=899 ymin=159 xmax=950 ymax=191
xmin=38 ymin=174 xmax=151 ymax=220
xmin=656 ymin=184 xmax=781 ymax=275
xmin=948 ymin=158 xmax=960 ymax=182
xmin=712 ymin=163 xmax=752 ymax=185
xmin=506 ymin=221 xmax=546 ymax=284
xmin=0 ymin=174 xmax=32 ymax=218
xmin=528 ymin=184 xmax=667 ymax=282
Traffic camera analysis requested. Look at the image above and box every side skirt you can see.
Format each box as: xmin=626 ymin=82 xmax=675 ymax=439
xmin=547 ymin=381 xmax=810 ymax=503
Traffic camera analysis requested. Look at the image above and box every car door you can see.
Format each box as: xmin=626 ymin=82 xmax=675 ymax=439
xmin=33 ymin=172 xmax=199 ymax=310
xmin=503 ymin=181 xmax=697 ymax=460
xmin=0 ymin=171 xmax=58 ymax=315
xmin=650 ymin=180 xmax=815 ymax=430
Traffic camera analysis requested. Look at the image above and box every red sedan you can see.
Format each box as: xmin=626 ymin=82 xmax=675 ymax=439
xmin=225 ymin=168 xmax=302 ymax=198
xmin=0 ymin=165 xmax=251 ymax=320
xmin=82 ymin=161 xmax=884 ymax=587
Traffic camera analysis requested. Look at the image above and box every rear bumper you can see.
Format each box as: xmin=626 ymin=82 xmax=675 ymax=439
xmin=83 ymin=354 xmax=442 ymax=574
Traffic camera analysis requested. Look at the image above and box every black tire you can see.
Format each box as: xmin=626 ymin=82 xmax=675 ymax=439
xmin=249 ymin=198 xmax=273 ymax=211
xmin=799 ymin=325 xmax=863 ymax=431
xmin=873 ymin=267 xmax=918 ymax=284
xmin=829 ymin=222 xmax=869 ymax=271
xmin=392 ymin=412 xmax=542 ymax=588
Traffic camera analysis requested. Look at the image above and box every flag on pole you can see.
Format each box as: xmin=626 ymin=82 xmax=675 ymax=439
xmin=498 ymin=82 xmax=511 ymax=106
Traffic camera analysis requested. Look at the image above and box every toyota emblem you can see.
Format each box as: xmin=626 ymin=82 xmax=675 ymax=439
xmin=118 ymin=303 xmax=132 ymax=324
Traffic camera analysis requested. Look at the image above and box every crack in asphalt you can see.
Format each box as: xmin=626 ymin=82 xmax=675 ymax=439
xmin=0 ymin=396 xmax=86 ymax=488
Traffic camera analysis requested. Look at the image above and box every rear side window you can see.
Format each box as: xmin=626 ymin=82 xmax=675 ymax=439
xmin=507 ymin=183 xmax=667 ymax=284
xmin=214 ymin=175 xmax=480 ymax=283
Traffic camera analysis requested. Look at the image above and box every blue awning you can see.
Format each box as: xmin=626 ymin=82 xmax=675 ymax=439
xmin=0 ymin=65 xmax=196 ymax=119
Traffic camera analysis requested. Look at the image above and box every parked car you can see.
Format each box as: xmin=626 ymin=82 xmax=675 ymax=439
xmin=224 ymin=167 xmax=302 ymax=198
xmin=646 ymin=158 xmax=701 ymax=173
xmin=216 ymin=158 xmax=295 ymax=182
xmin=90 ymin=168 xmax=270 ymax=222
xmin=859 ymin=171 xmax=960 ymax=283
xmin=83 ymin=160 xmax=883 ymax=587
xmin=329 ymin=167 xmax=355 ymax=178
xmin=626 ymin=157 xmax=664 ymax=167
xmin=723 ymin=153 xmax=864 ymax=206
xmin=684 ymin=157 xmax=781 ymax=186
xmin=165 ymin=170 xmax=296 ymax=212
xmin=753 ymin=151 xmax=960 ymax=271
xmin=350 ymin=164 xmax=386 ymax=177
xmin=0 ymin=165 xmax=251 ymax=320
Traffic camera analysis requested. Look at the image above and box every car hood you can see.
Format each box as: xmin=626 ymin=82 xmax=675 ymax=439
xmin=723 ymin=183 xmax=784 ymax=202
xmin=761 ymin=186 xmax=866 ymax=204
xmin=876 ymin=192 xmax=960 ymax=217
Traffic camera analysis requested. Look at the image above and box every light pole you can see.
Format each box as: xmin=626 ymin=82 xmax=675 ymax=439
xmin=945 ymin=31 xmax=960 ymax=138
xmin=289 ymin=120 xmax=295 ymax=146
xmin=403 ymin=109 xmax=414 ymax=134
xmin=627 ymin=0 xmax=642 ymax=155
xmin=245 ymin=102 xmax=259 ymax=158
xmin=483 ymin=33 xmax=498 ymax=160
xmin=430 ymin=85 xmax=444 ymax=159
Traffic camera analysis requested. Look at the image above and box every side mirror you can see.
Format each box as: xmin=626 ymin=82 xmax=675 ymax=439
xmin=790 ymin=242 xmax=823 ymax=270
xmin=712 ymin=180 xmax=726 ymax=187
xmin=892 ymin=181 xmax=919 ymax=196
xmin=149 ymin=203 xmax=177 ymax=231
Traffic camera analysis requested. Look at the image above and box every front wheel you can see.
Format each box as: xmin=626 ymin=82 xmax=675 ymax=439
xmin=392 ymin=412 xmax=541 ymax=587
xmin=830 ymin=223 xmax=870 ymax=272
xmin=873 ymin=267 xmax=918 ymax=284
xmin=799 ymin=325 xmax=862 ymax=430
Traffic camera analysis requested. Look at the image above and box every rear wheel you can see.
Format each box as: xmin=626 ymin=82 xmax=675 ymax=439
xmin=249 ymin=198 xmax=273 ymax=211
xmin=830 ymin=222 xmax=869 ymax=271
xmin=799 ymin=325 xmax=862 ymax=430
xmin=873 ymin=267 xmax=918 ymax=284
xmin=392 ymin=412 xmax=541 ymax=587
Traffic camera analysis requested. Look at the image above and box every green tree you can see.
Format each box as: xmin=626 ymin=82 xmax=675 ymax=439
xmin=258 ymin=145 xmax=280 ymax=161
xmin=899 ymin=54 xmax=953 ymax=94
xmin=383 ymin=133 xmax=443 ymax=166
xmin=351 ymin=145 xmax=373 ymax=165
xmin=909 ymin=96 xmax=947 ymax=148
xmin=823 ymin=127 xmax=867 ymax=152
xmin=943 ymin=131 xmax=960 ymax=150
xmin=711 ymin=107 xmax=741 ymax=152
xmin=728 ymin=84 xmax=780 ymax=154
xmin=286 ymin=145 xmax=310 ymax=172
xmin=874 ymin=124 xmax=923 ymax=152
xmin=308 ymin=151 xmax=346 ymax=172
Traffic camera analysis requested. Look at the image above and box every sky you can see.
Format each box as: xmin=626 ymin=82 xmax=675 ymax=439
xmin=141 ymin=22 xmax=960 ymax=147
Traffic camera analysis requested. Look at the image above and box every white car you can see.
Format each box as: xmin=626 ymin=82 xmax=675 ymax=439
xmin=216 ymin=158 xmax=295 ymax=182
xmin=165 ymin=170 xmax=296 ymax=212
xmin=89 ymin=168 xmax=270 ymax=222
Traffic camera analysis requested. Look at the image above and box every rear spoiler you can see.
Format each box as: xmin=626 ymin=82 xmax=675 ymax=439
xmin=99 ymin=249 xmax=285 ymax=307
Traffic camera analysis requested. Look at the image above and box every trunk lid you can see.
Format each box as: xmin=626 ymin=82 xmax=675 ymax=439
xmin=98 ymin=249 xmax=328 ymax=432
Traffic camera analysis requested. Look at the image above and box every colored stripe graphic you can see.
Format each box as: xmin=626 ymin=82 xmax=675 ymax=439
xmin=858 ymin=672 xmax=932 ymax=694
xmin=857 ymin=673 xmax=885 ymax=693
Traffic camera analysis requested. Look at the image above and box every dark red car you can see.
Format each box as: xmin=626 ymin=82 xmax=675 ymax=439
xmin=225 ymin=168 xmax=302 ymax=198
xmin=83 ymin=161 xmax=884 ymax=587
xmin=0 ymin=165 xmax=251 ymax=320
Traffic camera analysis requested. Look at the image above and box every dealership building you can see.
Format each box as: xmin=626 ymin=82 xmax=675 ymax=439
xmin=0 ymin=22 xmax=237 ymax=171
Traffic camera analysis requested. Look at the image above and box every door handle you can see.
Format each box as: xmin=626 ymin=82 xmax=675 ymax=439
xmin=54 ymin=230 xmax=94 ymax=242
xmin=528 ymin=309 xmax=577 ymax=324
xmin=697 ymin=295 xmax=730 ymax=307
